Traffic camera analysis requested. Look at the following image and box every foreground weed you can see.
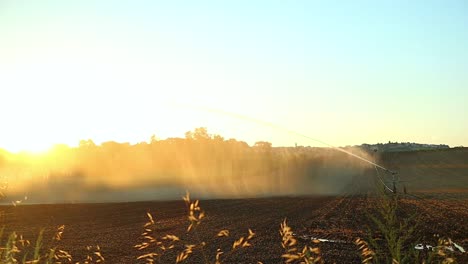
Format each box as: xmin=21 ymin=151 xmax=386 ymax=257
xmin=366 ymin=194 xmax=417 ymax=263
xmin=355 ymin=237 xmax=375 ymax=264
xmin=280 ymin=219 xmax=323 ymax=264
xmin=358 ymin=186 xmax=458 ymax=264
xmin=0 ymin=225 xmax=104 ymax=264
xmin=135 ymin=192 xmax=256 ymax=264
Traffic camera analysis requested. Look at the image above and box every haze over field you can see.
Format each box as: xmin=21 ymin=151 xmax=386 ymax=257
xmin=1 ymin=128 xmax=467 ymax=204
xmin=0 ymin=128 xmax=376 ymax=203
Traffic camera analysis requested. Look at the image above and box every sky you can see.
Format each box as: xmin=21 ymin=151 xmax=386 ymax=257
xmin=1 ymin=0 xmax=467 ymax=152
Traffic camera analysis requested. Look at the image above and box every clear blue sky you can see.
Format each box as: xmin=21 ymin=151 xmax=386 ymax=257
xmin=1 ymin=0 xmax=467 ymax=151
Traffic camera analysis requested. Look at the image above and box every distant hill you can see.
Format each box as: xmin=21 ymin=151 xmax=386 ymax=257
xmin=359 ymin=142 xmax=450 ymax=152
xmin=379 ymin=147 xmax=468 ymax=192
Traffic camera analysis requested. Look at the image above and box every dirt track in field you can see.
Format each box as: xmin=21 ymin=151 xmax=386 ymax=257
xmin=1 ymin=194 xmax=467 ymax=264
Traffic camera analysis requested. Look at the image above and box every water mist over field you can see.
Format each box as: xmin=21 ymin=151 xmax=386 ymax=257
xmin=0 ymin=129 xmax=375 ymax=204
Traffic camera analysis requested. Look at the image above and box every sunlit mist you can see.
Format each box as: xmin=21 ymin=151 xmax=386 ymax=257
xmin=0 ymin=128 xmax=378 ymax=204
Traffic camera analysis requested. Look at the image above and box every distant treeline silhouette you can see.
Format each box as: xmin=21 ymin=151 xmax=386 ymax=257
xmin=359 ymin=142 xmax=450 ymax=152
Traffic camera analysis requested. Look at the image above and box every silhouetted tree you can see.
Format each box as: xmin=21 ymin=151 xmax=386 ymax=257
xmin=213 ymin=134 xmax=224 ymax=142
xmin=185 ymin=127 xmax=211 ymax=141
xmin=79 ymin=139 xmax=96 ymax=148
xmin=254 ymin=141 xmax=272 ymax=152
xmin=150 ymin=134 xmax=158 ymax=144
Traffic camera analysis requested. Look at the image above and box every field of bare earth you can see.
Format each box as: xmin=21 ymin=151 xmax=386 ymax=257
xmin=0 ymin=193 xmax=466 ymax=263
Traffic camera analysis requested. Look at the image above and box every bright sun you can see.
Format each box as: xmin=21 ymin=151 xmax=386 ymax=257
xmin=2 ymin=139 xmax=56 ymax=154
xmin=0 ymin=125 xmax=80 ymax=154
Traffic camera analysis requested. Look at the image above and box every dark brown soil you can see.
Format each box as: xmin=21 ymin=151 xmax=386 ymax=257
xmin=0 ymin=194 xmax=466 ymax=263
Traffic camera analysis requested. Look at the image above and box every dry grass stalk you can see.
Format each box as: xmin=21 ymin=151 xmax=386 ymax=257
xmin=280 ymin=219 xmax=323 ymax=264
xmin=183 ymin=192 xmax=205 ymax=232
xmin=135 ymin=192 xmax=259 ymax=264
xmin=53 ymin=225 xmax=65 ymax=242
xmin=354 ymin=237 xmax=375 ymax=264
